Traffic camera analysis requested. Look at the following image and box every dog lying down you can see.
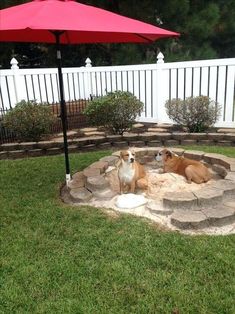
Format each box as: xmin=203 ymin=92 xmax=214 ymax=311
xmin=118 ymin=149 xmax=148 ymax=194
xmin=155 ymin=148 xmax=211 ymax=184
xmin=117 ymin=148 xmax=210 ymax=195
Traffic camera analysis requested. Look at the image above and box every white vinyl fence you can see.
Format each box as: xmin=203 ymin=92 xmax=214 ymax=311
xmin=0 ymin=54 xmax=234 ymax=127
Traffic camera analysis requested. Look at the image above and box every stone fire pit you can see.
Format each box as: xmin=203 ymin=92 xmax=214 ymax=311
xmin=61 ymin=148 xmax=235 ymax=235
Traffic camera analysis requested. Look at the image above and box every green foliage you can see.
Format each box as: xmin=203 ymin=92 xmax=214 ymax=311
xmin=84 ymin=91 xmax=143 ymax=134
xmin=0 ymin=1 xmax=235 ymax=68
xmin=165 ymin=96 xmax=221 ymax=132
xmin=3 ymin=100 xmax=55 ymax=141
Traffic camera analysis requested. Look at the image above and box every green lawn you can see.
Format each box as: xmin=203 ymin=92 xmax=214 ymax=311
xmin=179 ymin=145 xmax=235 ymax=158
xmin=0 ymin=147 xmax=235 ymax=314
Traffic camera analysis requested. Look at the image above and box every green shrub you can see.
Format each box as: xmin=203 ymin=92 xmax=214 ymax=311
xmin=165 ymin=96 xmax=221 ymax=132
xmin=84 ymin=91 xmax=143 ymax=134
xmin=3 ymin=100 xmax=55 ymax=141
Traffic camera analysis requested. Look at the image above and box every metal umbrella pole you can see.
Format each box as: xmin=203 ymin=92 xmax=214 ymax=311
xmin=54 ymin=31 xmax=71 ymax=186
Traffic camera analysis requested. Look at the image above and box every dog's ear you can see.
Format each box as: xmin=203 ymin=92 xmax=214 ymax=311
xmin=166 ymin=150 xmax=173 ymax=158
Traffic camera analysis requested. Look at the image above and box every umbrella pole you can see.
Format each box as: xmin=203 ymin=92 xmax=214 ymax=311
xmin=54 ymin=32 xmax=71 ymax=186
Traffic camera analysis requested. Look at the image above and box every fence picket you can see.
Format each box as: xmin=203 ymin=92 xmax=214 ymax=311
xmin=0 ymin=56 xmax=234 ymax=142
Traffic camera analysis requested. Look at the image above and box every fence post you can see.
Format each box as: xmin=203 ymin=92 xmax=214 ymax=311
xmin=85 ymin=57 xmax=92 ymax=99
xmin=157 ymin=52 xmax=164 ymax=64
xmin=155 ymin=52 xmax=165 ymax=122
xmin=10 ymin=58 xmax=20 ymax=105
xmin=85 ymin=58 xmax=92 ymax=68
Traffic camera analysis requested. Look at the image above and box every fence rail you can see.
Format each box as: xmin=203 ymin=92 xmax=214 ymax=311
xmin=0 ymin=55 xmax=234 ymax=143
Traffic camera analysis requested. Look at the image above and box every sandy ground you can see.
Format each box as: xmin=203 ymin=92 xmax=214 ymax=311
xmin=79 ymin=167 xmax=235 ymax=236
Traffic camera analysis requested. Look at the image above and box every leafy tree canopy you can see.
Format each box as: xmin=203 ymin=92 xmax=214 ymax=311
xmin=0 ymin=0 xmax=234 ymax=68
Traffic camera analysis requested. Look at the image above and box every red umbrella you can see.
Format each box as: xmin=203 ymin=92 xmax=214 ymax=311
xmin=0 ymin=0 xmax=179 ymax=185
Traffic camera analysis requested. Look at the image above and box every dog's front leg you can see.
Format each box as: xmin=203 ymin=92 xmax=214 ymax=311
xmin=120 ymin=181 xmax=124 ymax=194
xmin=162 ymin=166 xmax=167 ymax=173
xmin=130 ymin=180 xmax=136 ymax=193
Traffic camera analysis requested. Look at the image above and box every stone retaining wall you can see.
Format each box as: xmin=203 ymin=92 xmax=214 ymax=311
xmin=61 ymin=147 xmax=235 ymax=233
xmin=0 ymin=132 xmax=235 ymax=160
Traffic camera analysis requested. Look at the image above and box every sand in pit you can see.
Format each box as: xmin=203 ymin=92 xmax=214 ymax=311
xmin=80 ymin=166 xmax=235 ymax=235
xmin=105 ymin=166 xmax=214 ymax=200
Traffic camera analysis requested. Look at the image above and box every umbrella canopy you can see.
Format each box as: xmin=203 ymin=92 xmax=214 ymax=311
xmin=0 ymin=0 xmax=179 ymax=185
xmin=0 ymin=0 xmax=179 ymax=44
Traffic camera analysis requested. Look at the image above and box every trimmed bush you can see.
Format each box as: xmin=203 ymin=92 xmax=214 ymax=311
xmin=165 ymin=96 xmax=221 ymax=132
xmin=84 ymin=91 xmax=143 ymax=134
xmin=3 ymin=100 xmax=55 ymax=141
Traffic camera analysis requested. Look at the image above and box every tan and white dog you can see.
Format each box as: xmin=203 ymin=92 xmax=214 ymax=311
xmin=156 ymin=148 xmax=211 ymax=184
xmin=118 ymin=149 xmax=148 ymax=193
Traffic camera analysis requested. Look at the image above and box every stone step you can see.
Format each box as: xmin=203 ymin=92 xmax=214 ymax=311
xmin=211 ymin=164 xmax=228 ymax=178
xmin=163 ymin=183 xmax=233 ymax=210
xmin=202 ymin=206 xmax=235 ymax=227
xmin=69 ymin=187 xmax=93 ymax=202
xmin=85 ymin=175 xmax=109 ymax=192
xmin=89 ymin=161 xmax=109 ymax=174
xmin=99 ymin=155 xmax=119 ymax=167
xmin=92 ymin=189 xmax=117 ymax=200
xmin=193 ymin=188 xmax=223 ymax=207
xmin=69 ymin=171 xmax=85 ymax=189
xmin=225 ymin=172 xmax=235 ymax=181
xmin=83 ymin=167 xmax=100 ymax=178
xmin=171 ymin=202 xmax=235 ymax=230
xmin=224 ymin=201 xmax=235 ymax=209
xmin=163 ymin=191 xmax=198 ymax=210
xmin=210 ymin=180 xmax=235 ymax=198
xmin=171 ymin=210 xmax=209 ymax=229
xmin=147 ymin=200 xmax=173 ymax=215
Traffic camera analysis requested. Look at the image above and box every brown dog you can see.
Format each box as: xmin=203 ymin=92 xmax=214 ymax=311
xmin=118 ymin=149 xmax=148 ymax=193
xmin=156 ymin=148 xmax=211 ymax=184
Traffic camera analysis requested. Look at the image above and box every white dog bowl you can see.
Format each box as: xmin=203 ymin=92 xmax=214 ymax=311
xmin=115 ymin=193 xmax=147 ymax=209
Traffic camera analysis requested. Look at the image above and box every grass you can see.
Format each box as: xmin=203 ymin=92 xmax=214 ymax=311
xmin=0 ymin=146 xmax=235 ymax=314
xmin=179 ymin=145 xmax=235 ymax=158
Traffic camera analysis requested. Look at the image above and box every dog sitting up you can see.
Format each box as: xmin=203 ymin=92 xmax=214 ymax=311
xmin=156 ymin=148 xmax=211 ymax=184
xmin=118 ymin=149 xmax=148 ymax=194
